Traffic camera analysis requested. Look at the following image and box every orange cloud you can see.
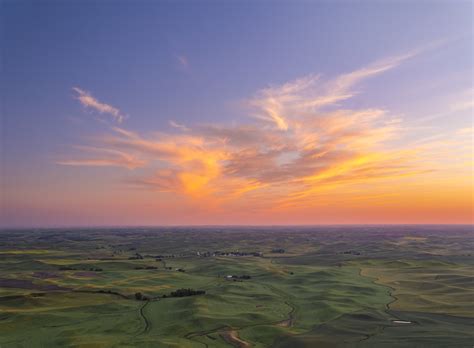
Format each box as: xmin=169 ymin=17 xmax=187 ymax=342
xmin=59 ymin=51 xmax=473 ymax=222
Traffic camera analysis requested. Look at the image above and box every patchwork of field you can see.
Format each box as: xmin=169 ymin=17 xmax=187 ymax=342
xmin=0 ymin=226 xmax=473 ymax=347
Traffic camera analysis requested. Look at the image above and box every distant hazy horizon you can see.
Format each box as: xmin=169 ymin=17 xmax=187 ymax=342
xmin=1 ymin=224 xmax=473 ymax=230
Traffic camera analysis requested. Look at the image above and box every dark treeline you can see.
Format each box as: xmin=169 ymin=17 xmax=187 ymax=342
xmin=134 ymin=266 xmax=158 ymax=270
xmin=223 ymin=274 xmax=251 ymax=280
xmin=133 ymin=288 xmax=206 ymax=301
xmin=59 ymin=266 xmax=102 ymax=271
xmin=166 ymin=288 xmax=205 ymax=298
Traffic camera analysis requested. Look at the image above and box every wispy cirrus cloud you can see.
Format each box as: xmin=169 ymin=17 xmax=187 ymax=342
xmin=251 ymin=51 xmax=419 ymax=131
xmin=58 ymin=146 xmax=145 ymax=169
xmin=415 ymin=88 xmax=474 ymax=124
xmin=73 ymin=87 xmax=125 ymax=124
xmin=60 ymin=48 xmax=471 ymax=211
xmin=169 ymin=120 xmax=190 ymax=132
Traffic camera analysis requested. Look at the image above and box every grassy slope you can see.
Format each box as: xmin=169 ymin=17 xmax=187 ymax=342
xmin=0 ymin=227 xmax=473 ymax=347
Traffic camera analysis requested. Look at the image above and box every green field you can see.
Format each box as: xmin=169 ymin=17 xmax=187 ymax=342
xmin=0 ymin=226 xmax=473 ymax=347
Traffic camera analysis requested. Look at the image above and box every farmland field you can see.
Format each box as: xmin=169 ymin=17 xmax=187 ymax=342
xmin=0 ymin=226 xmax=473 ymax=347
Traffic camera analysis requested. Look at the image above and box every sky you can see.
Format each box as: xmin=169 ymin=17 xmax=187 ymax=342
xmin=1 ymin=0 xmax=473 ymax=227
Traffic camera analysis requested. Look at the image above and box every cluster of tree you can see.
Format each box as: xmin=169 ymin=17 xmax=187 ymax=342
xmin=134 ymin=292 xmax=150 ymax=301
xmin=223 ymin=274 xmax=251 ymax=280
xmin=134 ymin=266 xmax=158 ymax=270
xmin=129 ymin=253 xmax=185 ymax=260
xmin=58 ymin=266 xmax=76 ymax=271
xmin=142 ymin=254 xmax=165 ymax=260
xmin=271 ymin=248 xmax=285 ymax=253
xmin=149 ymin=254 xmax=178 ymax=259
xmin=58 ymin=266 xmax=102 ymax=271
xmin=215 ymin=251 xmax=263 ymax=257
xmin=128 ymin=253 xmax=144 ymax=260
xmin=341 ymin=250 xmax=361 ymax=255
xmin=165 ymin=288 xmax=205 ymax=298
xmin=197 ymin=250 xmax=263 ymax=257
xmin=237 ymin=275 xmax=251 ymax=279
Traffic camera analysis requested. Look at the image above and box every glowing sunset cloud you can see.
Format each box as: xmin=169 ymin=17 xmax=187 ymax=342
xmin=55 ymin=50 xmax=473 ymax=224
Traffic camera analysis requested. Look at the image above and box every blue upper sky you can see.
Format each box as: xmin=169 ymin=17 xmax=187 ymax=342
xmin=1 ymin=0 xmax=472 ymax=226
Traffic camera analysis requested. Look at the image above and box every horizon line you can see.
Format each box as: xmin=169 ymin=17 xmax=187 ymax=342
xmin=1 ymin=223 xmax=473 ymax=230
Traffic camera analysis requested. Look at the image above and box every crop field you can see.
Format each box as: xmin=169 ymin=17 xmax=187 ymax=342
xmin=0 ymin=226 xmax=473 ymax=347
